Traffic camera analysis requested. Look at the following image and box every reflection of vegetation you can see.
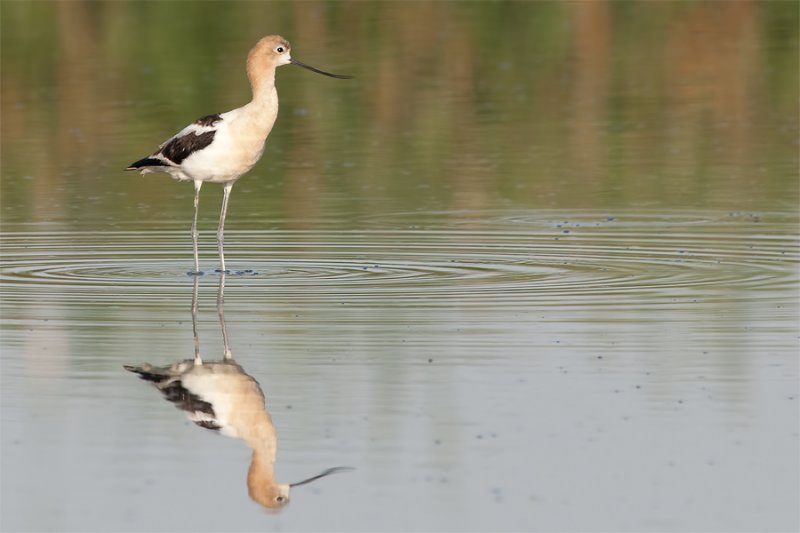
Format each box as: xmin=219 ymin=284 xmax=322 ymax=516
xmin=1 ymin=1 xmax=797 ymax=227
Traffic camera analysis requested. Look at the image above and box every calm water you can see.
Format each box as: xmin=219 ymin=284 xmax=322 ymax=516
xmin=1 ymin=2 xmax=798 ymax=532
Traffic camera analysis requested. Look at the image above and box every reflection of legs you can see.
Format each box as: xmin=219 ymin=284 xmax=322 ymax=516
xmin=217 ymin=182 xmax=233 ymax=273
xmin=190 ymin=180 xmax=203 ymax=275
xmin=217 ymin=272 xmax=232 ymax=360
xmin=191 ymin=276 xmax=202 ymax=365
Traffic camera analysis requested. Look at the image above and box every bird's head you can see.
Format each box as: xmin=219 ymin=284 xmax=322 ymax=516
xmin=249 ymin=481 xmax=291 ymax=510
xmin=248 ymin=466 xmax=353 ymax=510
xmin=250 ymin=34 xmax=352 ymax=79
xmin=250 ymin=35 xmax=293 ymax=67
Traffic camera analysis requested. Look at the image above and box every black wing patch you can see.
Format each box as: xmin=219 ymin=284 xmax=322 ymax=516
xmin=159 ymin=130 xmax=216 ymax=165
xmin=159 ymin=380 xmax=222 ymax=432
xmin=160 ymin=380 xmax=215 ymax=412
xmin=195 ymin=113 xmax=222 ymax=127
xmin=194 ymin=420 xmax=223 ymax=431
xmin=126 ymin=365 xmax=221 ymax=432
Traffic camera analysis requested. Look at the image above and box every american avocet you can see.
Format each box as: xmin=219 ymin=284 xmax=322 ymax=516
xmin=126 ymin=35 xmax=351 ymax=274
xmin=124 ymin=275 xmax=351 ymax=508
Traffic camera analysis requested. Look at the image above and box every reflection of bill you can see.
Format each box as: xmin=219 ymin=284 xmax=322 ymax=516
xmin=125 ymin=275 xmax=351 ymax=509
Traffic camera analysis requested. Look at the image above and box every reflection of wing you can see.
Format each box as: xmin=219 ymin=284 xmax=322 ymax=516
xmin=124 ymin=360 xmax=265 ymax=437
xmin=125 ymin=361 xmax=226 ymax=432
xmin=158 ymin=378 xmax=222 ymax=431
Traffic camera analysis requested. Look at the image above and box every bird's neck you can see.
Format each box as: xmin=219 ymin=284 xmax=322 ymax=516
xmin=244 ymin=65 xmax=278 ymax=131
xmin=247 ymin=445 xmax=278 ymax=506
xmin=247 ymin=54 xmax=278 ymax=104
xmin=250 ymin=72 xmax=276 ymax=104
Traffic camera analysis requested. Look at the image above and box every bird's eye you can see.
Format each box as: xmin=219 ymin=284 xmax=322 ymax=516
xmin=276 ymin=496 xmax=286 ymax=503
xmin=276 ymin=47 xmax=285 ymax=53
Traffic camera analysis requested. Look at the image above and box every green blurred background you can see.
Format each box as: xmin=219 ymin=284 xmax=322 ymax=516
xmin=1 ymin=1 xmax=798 ymax=229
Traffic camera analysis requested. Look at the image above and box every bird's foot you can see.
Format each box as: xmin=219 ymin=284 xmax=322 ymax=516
xmin=215 ymin=268 xmax=231 ymax=274
xmin=187 ymin=270 xmax=205 ymax=276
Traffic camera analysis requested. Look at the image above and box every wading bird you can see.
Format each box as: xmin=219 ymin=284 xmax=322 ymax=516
xmin=126 ymin=35 xmax=351 ymax=274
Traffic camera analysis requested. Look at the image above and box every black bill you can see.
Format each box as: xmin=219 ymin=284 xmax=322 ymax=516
xmin=289 ymin=466 xmax=355 ymax=487
xmin=290 ymin=58 xmax=353 ymax=79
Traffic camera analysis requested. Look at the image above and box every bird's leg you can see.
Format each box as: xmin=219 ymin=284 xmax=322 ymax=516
xmin=191 ymin=275 xmax=203 ymax=365
xmin=216 ymin=182 xmax=233 ymax=274
xmin=189 ymin=180 xmax=204 ymax=276
xmin=217 ymin=272 xmax=233 ymax=360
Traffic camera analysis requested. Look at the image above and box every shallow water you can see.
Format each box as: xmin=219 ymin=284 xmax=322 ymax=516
xmin=2 ymin=209 xmax=798 ymax=531
xmin=2 ymin=2 xmax=799 ymax=532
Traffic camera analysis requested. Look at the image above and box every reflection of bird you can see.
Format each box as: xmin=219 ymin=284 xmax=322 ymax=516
xmin=124 ymin=358 xmax=298 ymax=507
xmin=125 ymin=275 xmax=350 ymax=509
xmin=125 ymin=35 xmax=351 ymax=275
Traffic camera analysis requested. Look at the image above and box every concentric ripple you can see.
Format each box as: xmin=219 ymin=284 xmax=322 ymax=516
xmin=1 ymin=210 xmax=797 ymax=309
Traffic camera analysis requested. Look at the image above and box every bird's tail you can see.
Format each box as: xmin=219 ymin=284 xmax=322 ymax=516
xmin=123 ymin=363 xmax=170 ymax=383
xmin=125 ymin=157 xmax=166 ymax=171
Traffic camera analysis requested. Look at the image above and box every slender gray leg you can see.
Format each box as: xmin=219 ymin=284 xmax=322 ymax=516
xmin=191 ymin=275 xmax=202 ymax=365
xmin=217 ymin=182 xmax=233 ymax=273
xmin=189 ymin=180 xmax=203 ymax=275
xmin=217 ymin=272 xmax=233 ymax=360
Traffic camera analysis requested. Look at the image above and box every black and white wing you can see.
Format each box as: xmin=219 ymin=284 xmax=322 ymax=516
xmin=126 ymin=113 xmax=223 ymax=171
xmin=124 ymin=362 xmax=223 ymax=432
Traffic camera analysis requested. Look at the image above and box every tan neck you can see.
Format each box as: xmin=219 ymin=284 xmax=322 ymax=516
xmin=246 ymin=53 xmax=277 ymax=103
xmin=247 ymin=445 xmax=278 ymax=505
